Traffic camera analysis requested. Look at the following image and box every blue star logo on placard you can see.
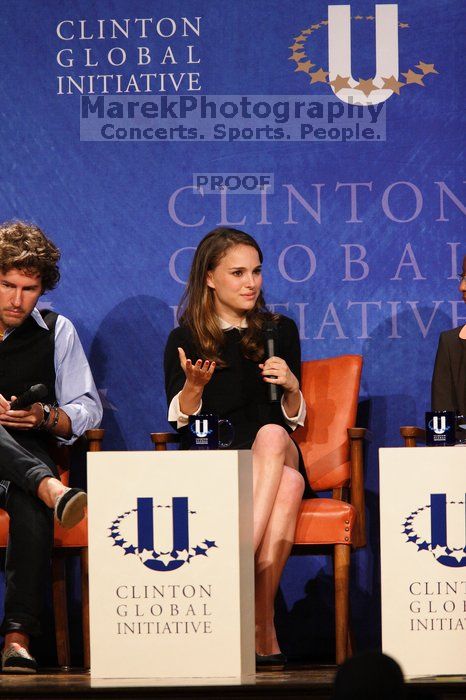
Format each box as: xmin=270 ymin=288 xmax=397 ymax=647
xmin=402 ymin=495 xmax=466 ymax=568
xmin=108 ymin=497 xmax=218 ymax=571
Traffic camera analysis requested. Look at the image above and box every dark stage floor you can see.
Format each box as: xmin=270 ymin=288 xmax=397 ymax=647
xmin=0 ymin=667 xmax=464 ymax=700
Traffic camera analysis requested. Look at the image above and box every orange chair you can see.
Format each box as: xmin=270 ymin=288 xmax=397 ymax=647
xmin=0 ymin=428 xmax=104 ymax=669
xmin=150 ymin=355 xmax=366 ymax=665
xmin=292 ymin=355 xmax=366 ymax=664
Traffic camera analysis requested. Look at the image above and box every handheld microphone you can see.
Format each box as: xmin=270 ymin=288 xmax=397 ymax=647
xmin=264 ymin=323 xmax=280 ymax=404
xmin=10 ymin=384 xmax=48 ymax=410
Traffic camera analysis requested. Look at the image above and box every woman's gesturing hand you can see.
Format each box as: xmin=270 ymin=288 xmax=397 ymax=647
xmin=178 ymin=347 xmax=216 ymax=389
xmin=259 ymin=356 xmax=299 ymax=394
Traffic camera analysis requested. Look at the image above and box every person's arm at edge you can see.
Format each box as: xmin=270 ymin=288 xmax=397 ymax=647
xmin=53 ymin=316 xmax=103 ymax=443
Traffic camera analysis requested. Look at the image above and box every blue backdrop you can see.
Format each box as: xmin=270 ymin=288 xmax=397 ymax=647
xmin=0 ymin=0 xmax=464 ymax=662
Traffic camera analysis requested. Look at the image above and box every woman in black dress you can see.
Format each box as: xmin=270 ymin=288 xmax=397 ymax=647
xmin=431 ymin=254 xmax=466 ymax=417
xmin=164 ymin=227 xmax=306 ymax=664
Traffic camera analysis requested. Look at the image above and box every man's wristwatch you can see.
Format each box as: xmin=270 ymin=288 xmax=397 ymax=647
xmin=37 ymin=403 xmax=51 ymax=429
xmin=48 ymin=406 xmax=60 ymax=430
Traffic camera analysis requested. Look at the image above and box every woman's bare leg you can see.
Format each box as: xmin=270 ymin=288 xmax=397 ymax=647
xmin=252 ymin=425 xmax=299 ymax=551
xmin=255 ymin=466 xmax=304 ymax=654
xmin=252 ymin=426 xmax=305 ymax=655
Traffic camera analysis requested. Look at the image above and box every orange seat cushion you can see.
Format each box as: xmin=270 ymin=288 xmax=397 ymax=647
xmin=53 ymin=516 xmax=88 ymax=547
xmin=0 ymin=510 xmax=9 ymax=547
xmin=0 ymin=510 xmax=87 ymax=548
xmin=294 ymin=498 xmax=356 ymax=545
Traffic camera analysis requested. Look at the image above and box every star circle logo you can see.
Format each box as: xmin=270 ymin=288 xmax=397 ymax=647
xmin=402 ymin=495 xmax=466 ymax=568
xmin=108 ymin=497 xmax=218 ymax=571
xmin=290 ymin=5 xmax=438 ymax=105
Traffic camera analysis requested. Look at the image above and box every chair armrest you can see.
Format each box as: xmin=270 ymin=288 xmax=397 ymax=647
xmin=85 ymin=429 xmax=105 ymax=452
xmin=348 ymin=427 xmax=367 ymax=548
xmin=150 ymin=432 xmax=180 ymax=451
xmin=400 ymin=426 xmax=426 ymax=447
xmin=348 ymin=427 xmax=371 ymax=441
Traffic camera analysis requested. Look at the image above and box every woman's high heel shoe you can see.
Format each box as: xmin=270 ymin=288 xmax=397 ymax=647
xmin=255 ymin=652 xmax=287 ymax=670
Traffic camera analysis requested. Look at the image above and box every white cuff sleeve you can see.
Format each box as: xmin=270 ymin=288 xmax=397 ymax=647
xmin=168 ymin=391 xmax=203 ymax=429
xmin=281 ymin=390 xmax=306 ymax=431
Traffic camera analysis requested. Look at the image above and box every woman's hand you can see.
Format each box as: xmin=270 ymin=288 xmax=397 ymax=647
xmin=259 ymin=356 xmax=299 ymax=394
xmin=260 ymin=356 xmax=301 ymax=418
xmin=178 ymin=347 xmax=215 ymax=388
xmin=177 ymin=347 xmax=215 ymax=416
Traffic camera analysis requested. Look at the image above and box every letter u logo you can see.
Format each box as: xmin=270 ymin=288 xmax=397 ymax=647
xmin=430 ymin=494 xmax=466 ymax=568
xmin=137 ymin=497 xmax=189 ymax=571
xmin=432 ymin=415 xmax=446 ymax=434
xmin=194 ymin=419 xmax=209 ymax=437
xmin=328 ymin=4 xmax=398 ymax=105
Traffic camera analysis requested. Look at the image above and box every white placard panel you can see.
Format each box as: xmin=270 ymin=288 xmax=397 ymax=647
xmin=379 ymin=446 xmax=466 ymax=677
xmin=87 ymin=450 xmax=255 ymax=681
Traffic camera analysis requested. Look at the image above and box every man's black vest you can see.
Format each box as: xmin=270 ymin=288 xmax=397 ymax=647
xmin=0 ymin=310 xmax=57 ymax=455
xmin=0 ymin=310 xmax=57 ymax=402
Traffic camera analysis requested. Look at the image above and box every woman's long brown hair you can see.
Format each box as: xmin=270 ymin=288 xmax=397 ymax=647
xmin=178 ymin=227 xmax=277 ymax=365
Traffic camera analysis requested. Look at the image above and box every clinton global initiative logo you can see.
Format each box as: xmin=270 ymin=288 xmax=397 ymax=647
xmin=402 ymin=494 xmax=466 ymax=568
xmin=108 ymin=497 xmax=218 ymax=571
xmin=290 ymin=4 xmax=438 ymax=106
xmin=429 ymin=415 xmax=449 ymax=435
xmin=190 ymin=418 xmax=212 ymax=438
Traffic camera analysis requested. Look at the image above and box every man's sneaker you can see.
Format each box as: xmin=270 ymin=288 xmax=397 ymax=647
xmin=55 ymin=487 xmax=87 ymax=529
xmin=2 ymin=644 xmax=37 ymax=674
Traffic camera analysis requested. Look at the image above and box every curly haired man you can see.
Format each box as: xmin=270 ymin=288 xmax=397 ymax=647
xmin=0 ymin=221 xmax=102 ymax=673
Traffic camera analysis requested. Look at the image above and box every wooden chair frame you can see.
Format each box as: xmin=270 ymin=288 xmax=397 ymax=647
xmin=291 ymin=427 xmax=367 ymax=665
xmin=400 ymin=426 xmax=426 ymax=447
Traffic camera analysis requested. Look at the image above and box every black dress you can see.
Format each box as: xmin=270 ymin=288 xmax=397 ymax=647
xmin=431 ymin=325 xmax=466 ymax=417
xmin=164 ymin=315 xmax=303 ymax=450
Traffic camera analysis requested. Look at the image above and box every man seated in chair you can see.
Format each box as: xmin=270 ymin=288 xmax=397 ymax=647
xmin=0 ymin=220 xmax=102 ymax=673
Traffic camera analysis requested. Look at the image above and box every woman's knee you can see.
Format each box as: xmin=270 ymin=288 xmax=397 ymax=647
xmin=253 ymin=424 xmax=289 ymax=455
xmin=278 ymin=466 xmax=305 ymax=504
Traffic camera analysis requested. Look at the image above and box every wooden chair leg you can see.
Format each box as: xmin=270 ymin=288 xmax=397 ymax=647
xmin=347 ymin=624 xmax=355 ymax=658
xmin=81 ymin=548 xmax=90 ymax=670
xmin=51 ymin=551 xmax=71 ymax=669
xmin=334 ymin=543 xmax=350 ymax=665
